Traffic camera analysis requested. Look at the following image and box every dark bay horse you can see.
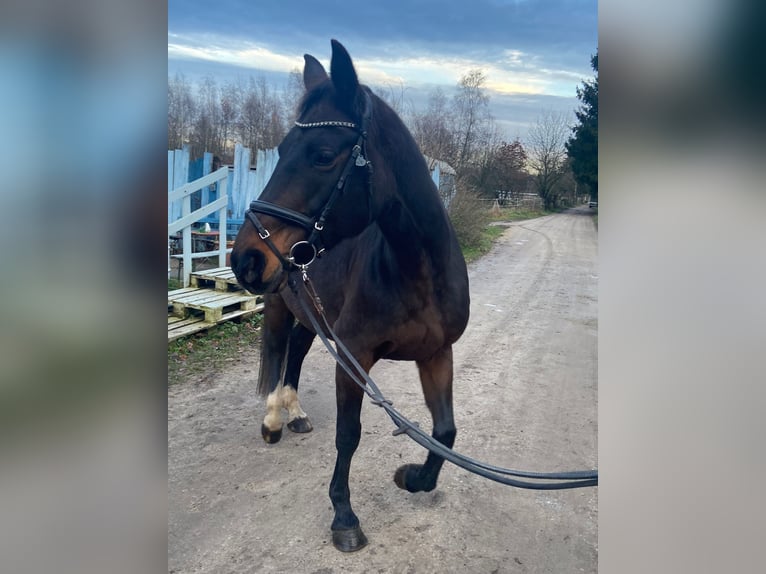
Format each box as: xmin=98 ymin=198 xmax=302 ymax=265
xmin=230 ymin=40 xmax=470 ymax=552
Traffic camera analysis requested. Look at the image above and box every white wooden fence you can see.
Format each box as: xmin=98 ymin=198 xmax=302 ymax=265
xmin=168 ymin=167 xmax=230 ymax=287
xmin=167 ymin=144 xmax=455 ymax=286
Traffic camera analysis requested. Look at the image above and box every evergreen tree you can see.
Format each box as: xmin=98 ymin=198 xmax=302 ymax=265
xmin=566 ymin=52 xmax=598 ymax=202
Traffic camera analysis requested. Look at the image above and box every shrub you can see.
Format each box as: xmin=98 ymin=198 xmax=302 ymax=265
xmin=448 ymin=188 xmax=490 ymax=253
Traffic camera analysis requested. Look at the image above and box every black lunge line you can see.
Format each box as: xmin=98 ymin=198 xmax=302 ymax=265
xmin=288 ymin=270 xmax=598 ymax=490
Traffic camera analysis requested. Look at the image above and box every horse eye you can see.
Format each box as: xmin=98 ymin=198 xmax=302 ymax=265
xmin=314 ymin=150 xmax=337 ymax=167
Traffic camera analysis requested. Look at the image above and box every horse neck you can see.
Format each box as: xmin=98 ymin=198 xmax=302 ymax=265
xmin=373 ymin=148 xmax=456 ymax=275
xmin=363 ymin=97 xmax=460 ymax=276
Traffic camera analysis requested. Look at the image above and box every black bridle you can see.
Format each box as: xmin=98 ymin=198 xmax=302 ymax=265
xmin=245 ymin=91 xmax=374 ymax=269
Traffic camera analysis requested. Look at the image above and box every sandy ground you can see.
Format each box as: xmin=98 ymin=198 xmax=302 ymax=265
xmin=168 ymin=207 xmax=598 ymax=573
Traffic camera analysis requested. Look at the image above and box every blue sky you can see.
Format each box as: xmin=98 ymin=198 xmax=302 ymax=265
xmin=168 ymin=0 xmax=597 ymax=139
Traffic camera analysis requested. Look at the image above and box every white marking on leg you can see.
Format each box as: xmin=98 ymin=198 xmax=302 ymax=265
xmin=263 ymin=388 xmax=284 ymax=432
xmin=280 ymin=386 xmax=308 ymax=423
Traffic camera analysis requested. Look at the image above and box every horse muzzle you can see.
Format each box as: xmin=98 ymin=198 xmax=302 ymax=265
xmin=230 ymin=246 xmax=284 ymax=294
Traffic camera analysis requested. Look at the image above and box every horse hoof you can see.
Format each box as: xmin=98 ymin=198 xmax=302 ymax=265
xmin=332 ymin=526 xmax=368 ymax=552
xmin=287 ymin=416 xmax=313 ymax=433
xmin=394 ymin=463 xmax=435 ymax=493
xmin=261 ymin=424 xmax=283 ymax=444
xmin=394 ymin=463 xmax=419 ymax=491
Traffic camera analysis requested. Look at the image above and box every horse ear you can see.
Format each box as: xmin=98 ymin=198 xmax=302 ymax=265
xmin=330 ymin=39 xmax=359 ymax=104
xmin=303 ymin=54 xmax=328 ymax=91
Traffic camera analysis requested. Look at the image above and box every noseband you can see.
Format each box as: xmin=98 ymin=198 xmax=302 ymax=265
xmin=245 ymin=91 xmax=374 ymax=269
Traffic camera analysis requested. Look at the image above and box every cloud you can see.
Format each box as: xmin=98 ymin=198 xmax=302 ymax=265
xmin=168 ymin=34 xmax=304 ymax=73
xmin=168 ymin=32 xmax=583 ymax=99
xmin=167 ymin=10 xmax=593 ymax=138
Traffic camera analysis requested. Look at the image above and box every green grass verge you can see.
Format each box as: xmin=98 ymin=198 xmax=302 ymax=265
xmin=460 ymin=207 xmax=550 ymax=262
xmin=489 ymin=207 xmax=548 ymax=222
xmin=168 ymin=314 xmax=263 ymax=385
xmin=462 ymin=225 xmax=504 ymax=263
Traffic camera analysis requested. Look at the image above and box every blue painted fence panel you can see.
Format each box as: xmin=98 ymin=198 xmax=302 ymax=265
xmin=168 ymin=144 xmax=279 ymax=239
xmin=168 ymin=145 xmax=190 ymax=224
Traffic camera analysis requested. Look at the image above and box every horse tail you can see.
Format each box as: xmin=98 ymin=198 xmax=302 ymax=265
xmin=256 ymin=352 xmax=283 ymax=397
xmin=256 ymin=358 xmax=271 ymax=397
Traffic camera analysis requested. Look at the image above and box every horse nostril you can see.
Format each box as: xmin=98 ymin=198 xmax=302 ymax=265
xmin=232 ymin=248 xmax=266 ymax=287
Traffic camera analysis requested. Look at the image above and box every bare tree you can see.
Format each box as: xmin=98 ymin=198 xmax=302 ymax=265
xmin=237 ymin=77 xmax=261 ymax=152
xmin=168 ymin=73 xmax=196 ymax=150
xmin=411 ymin=87 xmax=457 ymax=164
xmin=493 ymin=139 xmax=529 ymax=193
xmin=461 ymin=123 xmax=504 ymax=197
xmin=237 ymin=76 xmax=286 ymax=152
xmin=191 ymin=75 xmax=221 ymax=158
xmin=452 ymin=69 xmax=492 ymax=173
xmin=169 ymin=72 xmax=293 ymax=161
xmin=258 ymin=76 xmax=288 ymax=149
xmin=526 ymin=110 xmax=570 ymax=210
xmin=219 ymin=81 xmax=241 ymax=162
xmin=376 ymin=80 xmax=410 ymax=118
xmin=282 ymin=68 xmax=304 ymax=125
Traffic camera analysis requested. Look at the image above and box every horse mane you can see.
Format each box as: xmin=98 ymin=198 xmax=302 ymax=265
xmin=364 ymin=89 xmax=456 ymax=265
xmin=296 ymin=80 xmax=455 ymax=271
xmin=366 ymin=92 xmax=433 ymax=190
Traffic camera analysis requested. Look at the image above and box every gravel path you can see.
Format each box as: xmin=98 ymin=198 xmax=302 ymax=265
xmin=169 ymin=207 xmax=598 ymax=573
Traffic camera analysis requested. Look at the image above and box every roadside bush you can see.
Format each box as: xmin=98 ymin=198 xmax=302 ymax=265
xmin=448 ymin=188 xmax=490 ymax=253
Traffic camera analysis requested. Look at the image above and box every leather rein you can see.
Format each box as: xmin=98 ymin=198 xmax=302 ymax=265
xmin=246 ymin=92 xmax=598 ymax=490
xmin=288 ymin=268 xmax=598 ymax=490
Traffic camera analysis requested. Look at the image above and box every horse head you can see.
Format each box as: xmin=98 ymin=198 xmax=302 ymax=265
xmin=232 ymin=40 xmax=379 ymax=294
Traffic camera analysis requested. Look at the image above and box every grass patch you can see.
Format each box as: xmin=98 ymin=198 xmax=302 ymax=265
xmin=462 ymin=224 xmax=504 ymax=263
xmin=168 ymin=313 xmax=263 ymax=385
xmin=489 ymin=207 xmax=548 ymax=222
xmin=461 ymin=207 xmax=550 ymax=263
xmin=168 ymin=278 xmax=182 ymax=291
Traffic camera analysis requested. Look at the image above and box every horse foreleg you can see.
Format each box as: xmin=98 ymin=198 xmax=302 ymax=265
xmin=282 ymin=323 xmax=316 ymax=434
xmin=329 ymin=360 xmax=370 ymax=552
xmin=259 ymin=294 xmax=294 ymax=444
xmin=394 ymin=346 xmax=456 ymax=493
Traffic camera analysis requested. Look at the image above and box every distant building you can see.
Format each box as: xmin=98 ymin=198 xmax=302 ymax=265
xmin=423 ymin=155 xmax=457 ymax=208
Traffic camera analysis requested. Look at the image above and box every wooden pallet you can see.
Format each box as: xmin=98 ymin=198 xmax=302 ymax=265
xmin=169 ymin=288 xmax=260 ymax=323
xmin=168 ymin=265 xmax=264 ymax=341
xmin=167 ymin=302 xmax=264 ymax=342
xmin=189 ymin=267 xmax=246 ymax=293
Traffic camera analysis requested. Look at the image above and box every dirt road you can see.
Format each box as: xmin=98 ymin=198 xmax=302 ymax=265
xmin=168 ymin=207 xmax=598 ymax=573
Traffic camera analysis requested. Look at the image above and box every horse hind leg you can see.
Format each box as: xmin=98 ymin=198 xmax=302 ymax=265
xmin=262 ymin=384 xmax=311 ymax=441
xmin=261 ymin=384 xmax=314 ymax=443
xmin=281 ymin=385 xmax=312 ymax=433
xmin=394 ymin=346 xmax=456 ymax=493
xmin=261 ymin=322 xmax=315 ymax=441
xmin=283 ymin=323 xmax=315 ymax=434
